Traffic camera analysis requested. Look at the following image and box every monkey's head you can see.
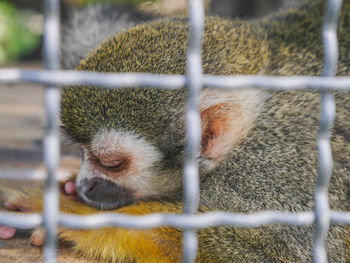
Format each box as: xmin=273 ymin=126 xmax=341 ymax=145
xmin=60 ymin=18 xmax=266 ymax=210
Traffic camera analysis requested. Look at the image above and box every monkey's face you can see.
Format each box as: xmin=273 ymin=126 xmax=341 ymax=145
xmin=61 ymin=86 xmax=262 ymax=210
xmin=75 ymin=129 xmax=179 ymax=210
xmin=62 ymin=87 xmax=186 ymax=210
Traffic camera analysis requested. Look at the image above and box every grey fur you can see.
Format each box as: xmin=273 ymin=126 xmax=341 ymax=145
xmin=61 ymin=4 xmax=152 ymax=69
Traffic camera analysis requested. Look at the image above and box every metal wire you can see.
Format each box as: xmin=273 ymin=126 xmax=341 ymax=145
xmin=0 ymin=0 xmax=347 ymax=262
xmin=42 ymin=0 xmax=61 ymax=262
xmin=3 ymin=70 xmax=350 ymax=91
xmin=313 ymin=0 xmax=343 ymax=262
xmin=0 ymin=208 xmax=347 ymax=231
xmin=182 ymin=0 xmax=205 ymax=261
xmin=0 ymin=210 xmax=314 ymax=229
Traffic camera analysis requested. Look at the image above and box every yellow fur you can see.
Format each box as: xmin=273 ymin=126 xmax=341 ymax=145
xmin=59 ymin=200 xmax=183 ymax=263
xmin=2 ymin=188 xmax=185 ymax=262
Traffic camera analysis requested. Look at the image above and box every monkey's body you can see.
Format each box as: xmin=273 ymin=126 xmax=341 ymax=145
xmin=2 ymin=0 xmax=350 ymax=262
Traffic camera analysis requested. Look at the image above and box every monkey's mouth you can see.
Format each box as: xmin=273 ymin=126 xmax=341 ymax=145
xmin=76 ymin=177 xmax=137 ymax=210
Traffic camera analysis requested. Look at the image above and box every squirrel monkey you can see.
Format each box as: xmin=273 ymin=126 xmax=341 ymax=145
xmin=1 ymin=0 xmax=350 ymax=262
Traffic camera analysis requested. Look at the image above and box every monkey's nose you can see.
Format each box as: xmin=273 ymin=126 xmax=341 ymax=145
xmin=85 ymin=179 xmax=98 ymax=194
xmin=80 ymin=177 xmax=102 ymax=199
xmin=78 ymin=177 xmax=137 ymax=208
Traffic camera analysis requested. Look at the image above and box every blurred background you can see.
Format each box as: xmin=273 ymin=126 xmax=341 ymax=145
xmin=1 ymin=0 xmax=301 ymax=65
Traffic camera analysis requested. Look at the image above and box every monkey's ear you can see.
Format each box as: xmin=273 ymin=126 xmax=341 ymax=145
xmin=199 ymin=89 xmax=263 ymax=169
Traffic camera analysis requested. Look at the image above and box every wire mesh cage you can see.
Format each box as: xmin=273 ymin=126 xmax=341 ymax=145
xmin=0 ymin=0 xmax=349 ymax=262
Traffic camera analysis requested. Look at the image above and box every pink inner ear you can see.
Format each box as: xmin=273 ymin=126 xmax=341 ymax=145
xmin=200 ymin=102 xmax=247 ymax=162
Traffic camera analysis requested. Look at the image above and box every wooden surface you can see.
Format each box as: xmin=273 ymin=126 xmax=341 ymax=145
xmin=0 ymin=63 xmax=86 ymax=262
xmin=0 ymin=237 xmax=92 ymax=263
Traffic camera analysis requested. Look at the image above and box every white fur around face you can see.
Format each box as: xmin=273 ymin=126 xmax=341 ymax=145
xmin=76 ymin=129 xmax=162 ymax=198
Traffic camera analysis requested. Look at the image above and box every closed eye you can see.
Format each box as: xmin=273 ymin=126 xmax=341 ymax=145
xmin=98 ymin=159 xmax=126 ymax=169
xmin=88 ymin=151 xmax=129 ymax=173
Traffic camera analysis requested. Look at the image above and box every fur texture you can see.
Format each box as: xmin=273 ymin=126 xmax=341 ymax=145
xmin=2 ymin=0 xmax=350 ymax=262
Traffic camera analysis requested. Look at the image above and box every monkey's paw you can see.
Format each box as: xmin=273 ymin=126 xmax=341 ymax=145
xmin=0 ymin=187 xmax=44 ymax=244
xmin=1 ymin=187 xmax=43 ymax=212
xmin=0 ymin=174 xmax=77 ymax=245
xmin=59 ymin=173 xmax=78 ymax=200
xmin=29 ymin=227 xmax=45 ymax=246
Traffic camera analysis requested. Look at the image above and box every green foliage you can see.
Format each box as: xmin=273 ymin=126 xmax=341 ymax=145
xmin=0 ymin=2 xmax=40 ymax=64
xmin=69 ymin=0 xmax=158 ymax=8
